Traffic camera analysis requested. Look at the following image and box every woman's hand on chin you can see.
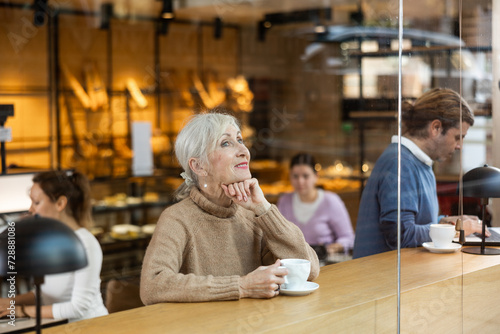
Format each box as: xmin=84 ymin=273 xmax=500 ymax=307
xmin=221 ymin=178 xmax=271 ymax=215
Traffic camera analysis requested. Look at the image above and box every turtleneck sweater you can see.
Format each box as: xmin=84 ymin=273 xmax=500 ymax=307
xmin=141 ymin=187 xmax=320 ymax=303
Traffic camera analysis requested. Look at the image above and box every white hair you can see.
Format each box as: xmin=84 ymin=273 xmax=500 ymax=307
xmin=174 ymin=112 xmax=240 ymax=200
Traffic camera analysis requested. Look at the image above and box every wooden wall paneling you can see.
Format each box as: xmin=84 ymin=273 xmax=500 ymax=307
xmin=57 ymin=15 xmax=112 ymax=173
xmin=161 ymin=22 xmax=199 ymax=71
xmin=112 ymin=20 xmax=156 ymax=92
xmin=158 ymin=23 xmax=198 ymax=145
xmin=59 ymin=15 xmax=109 ymax=87
xmin=241 ymin=27 xmax=290 ymax=80
xmin=201 ymin=24 xmax=238 ymax=79
xmin=0 ymin=8 xmax=51 ymax=169
xmin=0 ymin=8 xmax=49 ymax=89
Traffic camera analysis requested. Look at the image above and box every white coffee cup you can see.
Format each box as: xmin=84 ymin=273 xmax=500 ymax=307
xmin=279 ymin=259 xmax=311 ymax=290
xmin=429 ymin=224 xmax=456 ymax=249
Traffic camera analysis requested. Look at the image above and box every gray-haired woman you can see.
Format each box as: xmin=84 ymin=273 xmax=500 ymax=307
xmin=141 ymin=112 xmax=320 ymax=303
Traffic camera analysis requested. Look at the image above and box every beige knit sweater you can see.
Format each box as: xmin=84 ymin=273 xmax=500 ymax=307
xmin=140 ymin=187 xmax=320 ymax=303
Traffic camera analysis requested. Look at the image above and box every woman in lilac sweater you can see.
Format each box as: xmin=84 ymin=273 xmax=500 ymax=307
xmin=277 ymin=153 xmax=355 ymax=254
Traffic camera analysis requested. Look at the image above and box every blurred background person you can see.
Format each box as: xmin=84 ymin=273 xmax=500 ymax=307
xmin=0 ymin=170 xmax=108 ymax=321
xmin=277 ymin=153 xmax=355 ymax=258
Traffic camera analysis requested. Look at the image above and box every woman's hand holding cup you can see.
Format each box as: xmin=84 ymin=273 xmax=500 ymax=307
xmin=238 ymin=259 xmax=287 ymax=299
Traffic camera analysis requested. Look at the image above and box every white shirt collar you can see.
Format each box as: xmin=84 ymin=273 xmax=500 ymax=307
xmin=391 ymin=135 xmax=433 ymax=167
xmin=292 ymin=189 xmax=324 ymax=224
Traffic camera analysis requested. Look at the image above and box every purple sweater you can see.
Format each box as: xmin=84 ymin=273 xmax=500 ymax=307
xmin=277 ymin=191 xmax=355 ymax=250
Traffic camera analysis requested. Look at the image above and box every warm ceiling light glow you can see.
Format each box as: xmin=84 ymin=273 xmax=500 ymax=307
xmin=84 ymin=62 xmax=108 ymax=111
xmin=60 ymin=64 xmax=92 ymax=110
xmin=162 ymin=12 xmax=174 ymax=19
xmin=314 ymin=25 xmax=326 ymax=34
xmin=126 ymin=78 xmax=148 ymax=109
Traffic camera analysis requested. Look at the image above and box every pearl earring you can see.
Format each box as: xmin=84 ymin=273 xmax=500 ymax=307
xmin=202 ymin=171 xmax=208 ymax=188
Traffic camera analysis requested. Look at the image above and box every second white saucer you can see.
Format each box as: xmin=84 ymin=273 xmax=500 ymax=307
xmin=422 ymin=242 xmax=462 ymax=253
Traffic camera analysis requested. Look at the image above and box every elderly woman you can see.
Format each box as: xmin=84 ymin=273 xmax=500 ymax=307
xmin=140 ymin=113 xmax=320 ymax=303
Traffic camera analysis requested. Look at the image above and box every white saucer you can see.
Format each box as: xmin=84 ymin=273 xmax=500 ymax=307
xmin=422 ymin=242 xmax=462 ymax=253
xmin=280 ymin=282 xmax=319 ymax=296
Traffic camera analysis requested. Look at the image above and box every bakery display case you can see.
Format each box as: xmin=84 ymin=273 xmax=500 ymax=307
xmin=87 ymin=175 xmax=174 ymax=283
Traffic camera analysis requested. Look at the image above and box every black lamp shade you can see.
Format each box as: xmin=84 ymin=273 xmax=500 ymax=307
xmin=0 ymin=216 xmax=88 ymax=277
xmin=462 ymin=165 xmax=500 ymax=199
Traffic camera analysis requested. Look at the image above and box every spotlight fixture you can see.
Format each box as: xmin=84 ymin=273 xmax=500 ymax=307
xmin=214 ymin=17 xmax=222 ymax=39
xmin=33 ymin=0 xmax=48 ymax=27
xmin=161 ymin=0 xmax=174 ymax=20
xmin=257 ymin=20 xmax=271 ymax=42
xmin=100 ymin=3 xmax=114 ymax=30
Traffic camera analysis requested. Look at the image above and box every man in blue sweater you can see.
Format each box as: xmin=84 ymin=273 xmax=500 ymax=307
xmin=353 ymin=88 xmax=487 ymax=259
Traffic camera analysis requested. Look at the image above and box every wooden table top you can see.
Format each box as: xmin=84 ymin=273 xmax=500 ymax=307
xmin=0 ymin=318 xmax=67 ymax=334
xmin=32 ymin=247 xmax=500 ymax=334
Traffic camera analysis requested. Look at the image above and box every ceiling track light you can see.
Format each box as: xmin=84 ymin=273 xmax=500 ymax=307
xmin=214 ymin=17 xmax=222 ymax=40
xmin=161 ymin=0 xmax=174 ymax=20
xmin=257 ymin=20 xmax=271 ymax=42
xmin=33 ymin=0 xmax=49 ymax=27
xmin=100 ymin=3 xmax=114 ymax=30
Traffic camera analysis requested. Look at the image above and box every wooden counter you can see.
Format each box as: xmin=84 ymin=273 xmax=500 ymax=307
xmin=0 ymin=318 xmax=67 ymax=333
xmin=33 ymin=247 xmax=500 ymax=333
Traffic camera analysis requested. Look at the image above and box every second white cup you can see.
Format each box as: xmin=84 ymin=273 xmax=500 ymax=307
xmin=429 ymin=224 xmax=456 ymax=249
xmin=279 ymin=259 xmax=311 ymax=290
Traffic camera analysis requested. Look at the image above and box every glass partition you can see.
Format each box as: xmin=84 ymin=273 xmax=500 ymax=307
xmin=398 ymin=0 xmax=497 ymax=333
xmin=459 ymin=1 xmax=498 ymax=333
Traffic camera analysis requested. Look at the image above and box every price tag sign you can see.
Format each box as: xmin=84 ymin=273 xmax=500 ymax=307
xmin=0 ymin=127 xmax=12 ymax=142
